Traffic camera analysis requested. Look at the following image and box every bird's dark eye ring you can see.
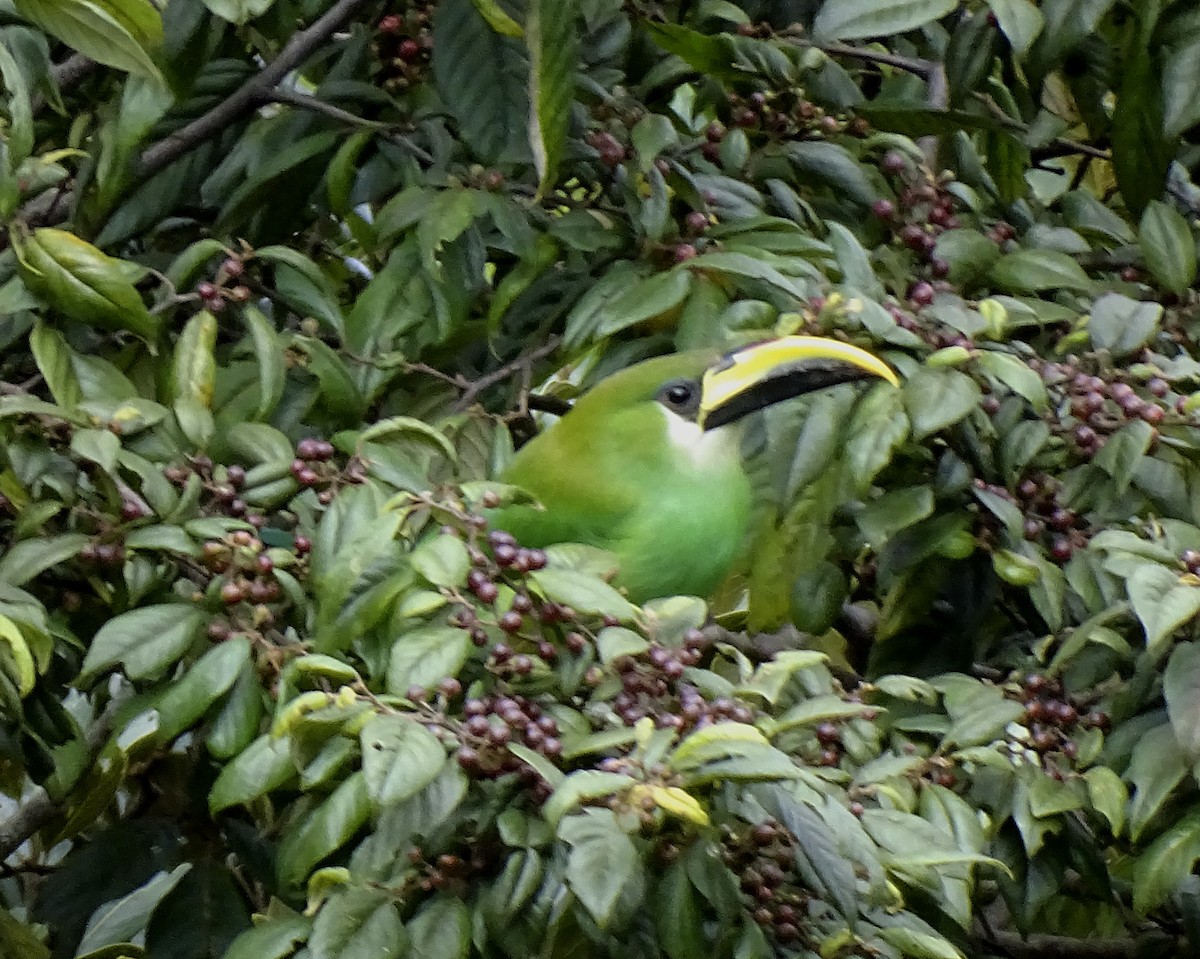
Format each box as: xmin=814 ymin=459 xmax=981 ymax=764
xmin=663 ymin=382 xmax=694 ymax=406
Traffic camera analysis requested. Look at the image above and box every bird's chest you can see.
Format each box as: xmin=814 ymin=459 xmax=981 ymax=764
xmin=615 ymin=418 xmax=752 ymax=598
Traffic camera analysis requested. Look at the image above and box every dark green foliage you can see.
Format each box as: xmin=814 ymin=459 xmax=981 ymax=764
xmin=2 ymin=1 xmax=1200 ymax=957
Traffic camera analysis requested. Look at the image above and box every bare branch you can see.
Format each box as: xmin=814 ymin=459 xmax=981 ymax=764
xmin=0 ymin=704 xmax=117 ymax=863
xmin=136 ymin=0 xmax=375 ymax=179
xmin=265 ymin=87 xmax=435 ymax=164
xmin=976 ymin=925 xmax=1181 ymax=959
xmin=453 ymin=337 xmax=563 ymax=413
xmin=780 ymin=34 xmax=947 ymax=166
xmin=31 ymin=54 xmax=97 ymax=115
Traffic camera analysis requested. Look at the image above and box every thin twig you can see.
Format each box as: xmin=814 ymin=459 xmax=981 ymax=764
xmin=973 ymin=93 xmax=1110 ymax=161
xmin=264 ymin=87 xmax=435 ymax=164
xmin=975 ymin=925 xmax=1181 ymax=959
xmin=0 ymin=704 xmax=118 ymax=862
xmin=453 ymin=337 xmax=562 ymax=412
xmin=31 ymin=53 xmax=96 ymax=115
xmin=779 ymin=34 xmax=947 ymax=166
xmin=136 ymin=0 xmax=374 ymax=179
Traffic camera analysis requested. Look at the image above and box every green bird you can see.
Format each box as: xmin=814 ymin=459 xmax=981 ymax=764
xmin=489 ymin=336 xmax=898 ymax=603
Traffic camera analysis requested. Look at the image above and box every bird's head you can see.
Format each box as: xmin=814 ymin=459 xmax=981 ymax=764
xmin=571 ymin=335 xmax=898 ymax=439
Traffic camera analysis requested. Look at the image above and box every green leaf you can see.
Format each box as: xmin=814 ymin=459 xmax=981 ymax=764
xmin=358 ymin=416 xmax=457 ymax=460
xmin=568 ymin=269 xmax=692 ymax=344
xmin=408 ymin=896 xmax=471 ymax=959
xmin=309 ymin=887 xmax=405 ymax=959
xmin=77 ymin=865 xmax=191 ymax=955
xmin=290 ymin=336 xmax=364 ymax=419
xmin=386 ymin=626 xmax=471 ymax=695
xmin=1164 ymin=34 xmax=1200 ymax=138
xmin=529 ymin=567 xmax=634 ymax=620
xmin=15 ymin=227 xmax=159 ymax=341
xmin=932 ymin=229 xmax=1001 ymax=286
xmin=1093 ymin=419 xmax=1155 ymax=494
xmin=975 ymin=351 xmax=1047 ymax=410
xmin=902 ymin=367 xmax=982 ymax=440
xmin=152 ymin=637 xmax=250 ymax=742
xmin=0 ymin=614 xmax=34 ymax=695
xmin=813 ymin=0 xmax=958 ymax=41
xmin=560 ymin=808 xmax=642 ymax=928
xmin=80 ymin=604 xmax=205 ymax=682
xmin=223 ymin=915 xmax=312 ymax=959
xmin=13 ymin=0 xmax=162 ymax=79
xmin=197 ymin=0 xmax=275 ymax=25
xmin=543 ymin=770 xmax=636 ymax=825
xmin=471 ymin=0 xmax=522 ymax=36
xmin=409 ymin=535 xmax=470 ymax=588
xmin=1140 ymin=200 xmax=1197 ymax=297
xmin=526 ymin=0 xmax=576 ymax=194
xmin=171 ymin=311 xmax=217 ymax=408
xmin=1133 ymin=808 xmax=1200 ymax=914
xmin=277 ymin=772 xmax=372 ymax=889
xmin=1111 ymin=19 xmax=1171 ymax=216
xmin=70 ymin=428 xmax=120 ymax=474
xmin=29 ymin=319 xmax=82 ymax=409
xmin=875 ymin=926 xmax=962 ymax=959
xmin=1165 ymin=643 xmax=1200 ymax=762
xmin=209 ymin=733 xmax=295 ymax=812
xmin=984 ymin=0 xmax=1044 ymax=56
xmin=433 ymin=0 xmax=529 ymax=163
xmin=989 ymin=249 xmax=1092 ymax=293
xmin=1127 ymin=724 xmax=1188 ymax=841
xmin=1127 ymin=564 xmax=1200 ymax=649
xmin=1083 ymin=766 xmax=1127 ymax=836
xmin=0 ymin=533 xmax=90 ymax=586
xmin=360 ymin=714 xmax=447 ymax=807
xmin=244 ymin=306 xmax=285 ymax=420
xmin=844 ymin=383 xmax=910 ymax=490
xmin=781 ymin=141 xmax=875 ymax=206
xmin=856 ymin=486 xmax=935 ymax=545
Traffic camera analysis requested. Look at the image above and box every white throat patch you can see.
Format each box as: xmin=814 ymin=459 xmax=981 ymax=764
xmin=660 ymin=407 xmax=738 ymax=469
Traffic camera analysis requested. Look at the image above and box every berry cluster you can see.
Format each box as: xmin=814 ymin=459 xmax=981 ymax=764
xmin=873 ymin=151 xmax=966 ymax=280
xmin=710 ymin=88 xmax=868 ymax=147
xmin=1011 ymin=674 xmax=1110 ymax=771
xmin=164 ymin=455 xmax=271 ymax=527
xmin=1033 ymin=359 xmax=1169 ymax=459
xmin=374 ymin=6 xmax=434 ymax=92
xmin=974 ymin=473 xmax=1087 ymax=564
xmin=194 ymin=256 xmax=250 ymax=313
xmin=202 ymin=529 xmax=305 ymax=639
xmin=406 ymin=840 xmax=496 ymax=894
xmin=610 ymin=631 xmax=725 ymax=730
xmin=720 ymin=819 xmax=809 ymax=945
xmin=290 ymin=436 xmax=363 ymax=505
xmin=454 ymin=693 xmax=561 ymax=803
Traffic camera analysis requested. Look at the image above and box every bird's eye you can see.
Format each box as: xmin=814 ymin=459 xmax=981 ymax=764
xmin=660 ymin=381 xmax=697 ymax=408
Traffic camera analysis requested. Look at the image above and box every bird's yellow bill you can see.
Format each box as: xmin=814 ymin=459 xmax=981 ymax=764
xmin=699 ymin=336 xmax=898 ymax=428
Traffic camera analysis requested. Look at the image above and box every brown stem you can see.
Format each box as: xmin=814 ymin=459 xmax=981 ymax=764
xmin=452 ymin=337 xmax=562 ymax=413
xmin=135 ymin=0 xmax=375 ymax=179
xmin=263 ymin=87 xmax=434 ymax=164
xmin=0 ymin=704 xmax=117 ymax=862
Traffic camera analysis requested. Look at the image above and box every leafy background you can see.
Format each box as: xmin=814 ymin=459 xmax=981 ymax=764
xmin=2 ymin=0 xmax=1200 ymax=957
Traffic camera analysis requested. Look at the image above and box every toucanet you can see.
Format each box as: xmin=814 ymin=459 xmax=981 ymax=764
xmin=489 ymin=336 xmax=898 ymax=602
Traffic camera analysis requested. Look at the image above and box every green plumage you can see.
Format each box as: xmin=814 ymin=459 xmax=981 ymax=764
xmin=489 ymin=351 xmax=752 ymax=602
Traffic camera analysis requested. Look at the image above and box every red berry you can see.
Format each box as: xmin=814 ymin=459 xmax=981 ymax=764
xmin=870 ymin=198 xmax=895 ymax=220
xmin=908 ymin=281 xmax=935 ymax=306
xmin=881 ymin=150 xmax=907 ymax=174
xmin=673 ymin=243 xmax=698 ymax=263
xmin=1049 ymin=537 xmax=1073 ymax=563
xmin=398 ymin=38 xmax=420 ymax=61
